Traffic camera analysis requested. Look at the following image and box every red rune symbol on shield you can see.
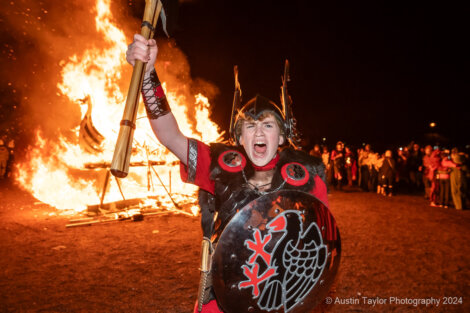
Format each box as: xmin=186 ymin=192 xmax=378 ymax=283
xmin=238 ymin=210 xmax=328 ymax=312
xmin=239 ymin=263 xmax=276 ymax=297
xmin=246 ymin=229 xmax=272 ymax=265
xmin=238 ymin=229 xmax=276 ymax=297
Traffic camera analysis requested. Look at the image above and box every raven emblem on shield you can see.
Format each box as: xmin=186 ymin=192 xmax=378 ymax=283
xmin=239 ymin=210 xmax=328 ymax=312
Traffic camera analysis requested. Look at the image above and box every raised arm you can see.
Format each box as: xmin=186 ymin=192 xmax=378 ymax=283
xmin=126 ymin=34 xmax=189 ymax=165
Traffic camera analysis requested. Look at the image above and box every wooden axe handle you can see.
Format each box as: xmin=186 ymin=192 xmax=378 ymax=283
xmin=110 ymin=0 xmax=162 ymax=178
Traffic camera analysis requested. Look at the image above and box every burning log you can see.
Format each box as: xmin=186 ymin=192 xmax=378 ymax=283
xmin=86 ymin=156 xmax=183 ymax=218
xmin=66 ymin=207 xmax=146 ymax=228
xmin=87 ymin=198 xmax=143 ymax=213
xmin=84 ymin=160 xmax=177 ymax=170
xmin=66 ymin=201 xmax=195 ymax=228
xmin=85 ymin=159 xmax=181 ymax=213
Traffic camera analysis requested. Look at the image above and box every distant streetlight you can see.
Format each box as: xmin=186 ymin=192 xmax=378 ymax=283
xmin=322 ymin=137 xmax=326 ymax=142
xmin=430 ymin=122 xmax=436 ymax=128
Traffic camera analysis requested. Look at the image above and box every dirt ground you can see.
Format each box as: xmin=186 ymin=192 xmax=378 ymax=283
xmin=0 ymin=179 xmax=468 ymax=313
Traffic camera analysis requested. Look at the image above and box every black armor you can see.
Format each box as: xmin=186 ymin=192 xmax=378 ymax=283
xmin=200 ymin=143 xmax=327 ymax=244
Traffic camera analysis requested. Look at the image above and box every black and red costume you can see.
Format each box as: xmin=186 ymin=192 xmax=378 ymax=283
xmin=179 ymin=139 xmax=334 ymax=312
xmin=141 ymin=67 xmax=339 ymax=313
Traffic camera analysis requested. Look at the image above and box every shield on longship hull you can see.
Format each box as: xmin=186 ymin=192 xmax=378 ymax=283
xmin=212 ymin=190 xmax=341 ymax=313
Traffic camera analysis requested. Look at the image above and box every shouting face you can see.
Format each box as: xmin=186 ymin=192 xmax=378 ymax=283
xmin=239 ymin=115 xmax=284 ymax=167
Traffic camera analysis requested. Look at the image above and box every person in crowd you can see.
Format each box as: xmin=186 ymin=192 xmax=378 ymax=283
xmin=358 ymin=144 xmax=372 ymax=191
xmin=407 ymin=143 xmax=423 ymax=193
xmin=356 ymin=147 xmax=362 ymax=187
xmin=0 ymin=140 xmax=9 ymax=179
xmin=422 ymin=145 xmax=434 ymax=201
xmin=423 ymin=146 xmax=441 ymax=206
xmin=344 ymin=146 xmax=357 ymax=187
xmin=309 ymin=144 xmax=322 ymax=158
xmin=367 ymin=152 xmax=382 ymax=193
xmin=372 ymin=152 xmax=384 ymax=194
xmin=396 ymin=147 xmax=409 ymax=192
xmin=450 ymin=148 xmax=467 ymax=210
xmin=321 ymin=145 xmax=330 ymax=168
xmin=378 ymin=150 xmax=396 ymax=196
xmin=437 ymin=149 xmax=454 ymax=208
xmin=6 ymin=139 xmax=14 ymax=178
xmin=321 ymin=145 xmax=333 ymax=188
xmin=331 ymin=141 xmax=346 ymax=189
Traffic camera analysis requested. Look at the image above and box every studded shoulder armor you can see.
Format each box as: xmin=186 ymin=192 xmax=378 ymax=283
xmin=198 ymin=144 xmax=326 ymax=242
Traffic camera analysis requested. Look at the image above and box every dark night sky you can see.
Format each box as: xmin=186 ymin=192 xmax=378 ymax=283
xmin=0 ymin=0 xmax=467 ymax=153
xmin=149 ymin=0 xmax=468 ymax=150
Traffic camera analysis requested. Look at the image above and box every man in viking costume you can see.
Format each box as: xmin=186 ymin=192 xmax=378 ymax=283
xmin=126 ymin=34 xmax=340 ymax=313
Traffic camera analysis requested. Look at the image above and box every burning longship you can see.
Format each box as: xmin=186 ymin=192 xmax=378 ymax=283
xmin=14 ymin=0 xmax=222 ymax=216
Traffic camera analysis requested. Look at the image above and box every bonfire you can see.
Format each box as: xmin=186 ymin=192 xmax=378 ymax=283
xmin=13 ymin=0 xmax=222 ymax=218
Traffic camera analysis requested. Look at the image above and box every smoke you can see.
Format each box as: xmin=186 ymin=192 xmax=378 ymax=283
xmin=0 ymin=0 xmax=105 ymax=156
xmin=0 ymin=0 xmax=219 ymax=162
xmin=155 ymin=39 xmax=219 ymax=137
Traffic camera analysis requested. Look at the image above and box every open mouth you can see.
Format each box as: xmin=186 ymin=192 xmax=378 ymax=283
xmin=254 ymin=142 xmax=267 ymax=155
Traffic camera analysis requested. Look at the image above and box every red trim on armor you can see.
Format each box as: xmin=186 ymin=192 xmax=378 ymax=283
xmin=218 ymin=150 xmax=247 ymax=173
xmin=252 ymin=153 xmax=279 ymax=171
xmin=281 ymin=162 xmax=309 ymax=186
xmin=310 ymin=176 xmax=337 ymax=241
xmin=311 ymin=175 xmax=329 ymax=207
xmin=193 ymin=300 xmax=224 ymax=313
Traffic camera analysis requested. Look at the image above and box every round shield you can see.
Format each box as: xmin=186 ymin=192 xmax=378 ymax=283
xmin=212 ymin=190 xmax=341 ymax=313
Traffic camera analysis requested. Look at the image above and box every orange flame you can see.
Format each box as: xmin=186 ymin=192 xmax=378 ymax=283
xmin=15 ymin=0 xmax=222 ymax=215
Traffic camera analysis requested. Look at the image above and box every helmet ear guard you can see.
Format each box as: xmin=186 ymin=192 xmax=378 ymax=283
xmin=229 ymin=61 xmax=300 ymax=147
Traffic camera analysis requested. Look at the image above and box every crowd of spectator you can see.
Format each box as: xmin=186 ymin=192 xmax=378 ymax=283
xmin=311 ymin=141 xmax=469 ymax=210
xmin=1 ymin=130 xmax=468 ymax=211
